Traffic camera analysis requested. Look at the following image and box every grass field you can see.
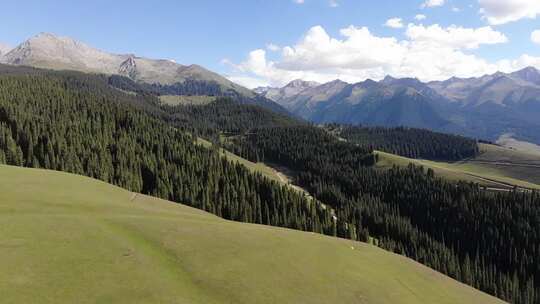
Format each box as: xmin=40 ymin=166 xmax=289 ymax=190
xmin=0 ymin=165 xmax=506 ymax=304
xmin=197 ymin=137 xmax=284 ymax=183
xmin=159 ymin=95 xmax=216 ymax=106
xmin=376 ymin=143 xmax=540 ymax=190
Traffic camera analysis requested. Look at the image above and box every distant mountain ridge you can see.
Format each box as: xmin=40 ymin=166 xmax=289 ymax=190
xmin=259 ymin=67 xmax=540 ymax=144
xmin=0 ymin=33 xmax=287 ymax=113
xmin=255 ymin=79 xmax=320 ymax=104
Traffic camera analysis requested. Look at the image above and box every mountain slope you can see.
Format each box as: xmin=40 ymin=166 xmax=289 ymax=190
xmin=0 ymin=165 xmax=506 ymax=304
xmin=1 ymin=33 xmax=242 ymax=88
xmin=0 ymin=33 xmax=288 ymax=113
xmin=275 ymin=78 xmax=451 ymax=130
xmin=428 ymin=67 xmax=540 ymax=107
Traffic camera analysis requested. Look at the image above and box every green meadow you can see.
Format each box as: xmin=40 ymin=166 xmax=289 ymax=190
xmin=0 ymin=165 xmax=505 ymax=304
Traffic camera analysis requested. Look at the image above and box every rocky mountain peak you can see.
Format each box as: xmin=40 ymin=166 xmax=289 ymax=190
xmin=285 ymin=79 xmax=320 ymax=89
xmin=381 ymin=75 xmax=397 ymax=84
xmin=118 ymin=55 xmax=138 ymax=79
xmin=510 ymin=66 xmax=540 ymax=85
xmin=324 ymin=79 xmax=348 ymax=87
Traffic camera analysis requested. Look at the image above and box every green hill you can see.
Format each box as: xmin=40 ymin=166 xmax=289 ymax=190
xmin=0 ymin=165 xmax=505 ymax=304
xmin=376 ymin=143 xmax=540 ymax=190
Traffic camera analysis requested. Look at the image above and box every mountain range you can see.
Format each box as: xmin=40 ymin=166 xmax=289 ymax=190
xmin=0 ymin=33 xmax=285 ymax=113
xmin=1 ymin=33 xmax=539 ymax=144
xmin=256 ymin=68 xmax=540 ymax=144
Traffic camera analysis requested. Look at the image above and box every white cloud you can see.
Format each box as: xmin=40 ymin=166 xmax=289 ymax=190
xmin=226 ymin=24 xmax=537 ymax=88
xmin=277 ymin=26 xmax=406 ymax=72
xmin=479 ymin=0 xmax=540 ymax=25
xmin=532 ymin=30 xmax=540 ymax=45
xmin=422 ymin=0 xmax=445 ymax=8
xmin=415 ymin=14 xmax=427 ymax=20
xmin=266 ymin=43 xmax=281 ymax=52
xmin=293 ymin=0 xmax=304 ymax=4
xmin=452 ymin=7 xmax=461 ymax=12
xmin=385 ymin=18 xmax=404 ymax=28
xmin=405 ymin=24 xmax=508 ymax=49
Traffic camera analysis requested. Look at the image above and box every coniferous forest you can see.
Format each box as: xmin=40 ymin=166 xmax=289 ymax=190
xmin=0 ymin=69 xmax=337 ymax=235
xmin=332 ymin=124 xmax=479 ymax=161
xmin=0 ymin=66 xmax=539 ymax=303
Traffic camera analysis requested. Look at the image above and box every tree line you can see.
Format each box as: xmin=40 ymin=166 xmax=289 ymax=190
xmin=330 ymin=124 xmax=479 ymax=161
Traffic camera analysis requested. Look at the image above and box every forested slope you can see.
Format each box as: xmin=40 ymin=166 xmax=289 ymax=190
xmin=230 ymin=126 xmax=540 ymax=304
xmin=0 ymin=70 xmax=336 ymax=235
xmin=334 ymin=124 xmax=479 ymax=161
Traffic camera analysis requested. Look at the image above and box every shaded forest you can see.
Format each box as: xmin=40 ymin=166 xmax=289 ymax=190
xmin=332 ymin=124 xmax=479 ymax=161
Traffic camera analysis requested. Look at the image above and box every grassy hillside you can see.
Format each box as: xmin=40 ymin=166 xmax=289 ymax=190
xmin=196 ymin=137 xmax=284 ymax=183
xmin=0 ymin=165 xmax=505 ymax=304
xmin=376 ymin=143 xmax=540 ymax=190
xmin=159 ymin=95 xmax=216 ymax=106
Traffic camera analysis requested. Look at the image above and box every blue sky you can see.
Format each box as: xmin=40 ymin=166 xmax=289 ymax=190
xmin=1 ymin=0 xmax=539 ymax=87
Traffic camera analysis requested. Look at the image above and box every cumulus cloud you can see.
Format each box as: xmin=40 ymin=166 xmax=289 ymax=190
xmin=226 ymin=24 xmax=538 ymax=88
xmin=415 ymin=14 xmax=427 ymax=20
xmin=532 ymin=30 xmax=540 ymax=45
xmin=405 ymin=24 xmax=508 ymax=49
xmin=479 ymin=0 xmax=540 ymax=25
xmin=422 ymin=0 xmax=445 ymax=8
xmin=385 ymin=18 xmax=404 ymax=28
